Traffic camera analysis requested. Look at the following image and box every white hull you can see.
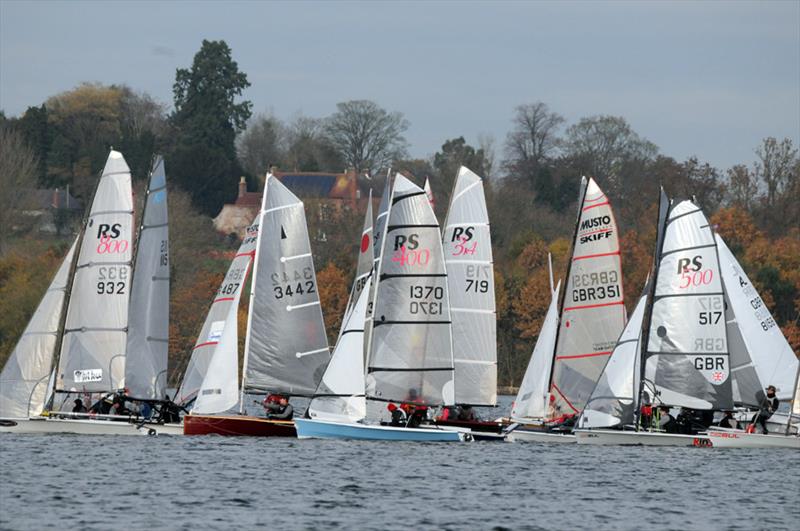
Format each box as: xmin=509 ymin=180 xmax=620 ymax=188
xmin=574 ymin=429 xmax=711 ymax=447
xmin=295 ymin=418 xmax=469 ymax=442
xmin=706 ymin=429 xmax=800 ymax=449
xmin=508 ymin=429 xmax=575 ymax=443
xmin=0 ymin=416 xmax=182 ymax=436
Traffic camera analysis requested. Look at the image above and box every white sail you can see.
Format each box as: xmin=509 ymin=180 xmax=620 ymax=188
xmin=191 ymin=301 xmax=241 ymax=414
xmin=511 ymin=281 xmax=560 ymax=422
xmin=57 ymin=150 xmax=133 ymax=393
xmin=645 ymin=200 xmax=732 ymax=410
xmin=243 ymin=175 xmax=330 ymax=396
xmin=364 ymin=174 xmax=392 ymax=363
xmin=550 ymin=177 xmax=625 ymax=416
xmin=424 ymin=177 xmax=434 ymax=207
xmin=308 ymin=199 xmax=374 ymax=422
xmin=579 ymin=292 xmax=648 ymax=429
xmin=175 ymin=223 xmax=258 ymax=405
xmin=125 ymin=156 xmax=169 ymax=400
xmin=308 ymin=278 xmax=372 ymax=422
xmin=716 ymin=235 xmax=798 ymax=404
xmin=0 ymin=240 xmax=77 ymax=418
xmin=365 ymin=175 xmax=455 ymax=406
xmin=443 ymin=166 xmax=496 ymax=406
xmin=793 ymin=375 xmax=800 ymax=416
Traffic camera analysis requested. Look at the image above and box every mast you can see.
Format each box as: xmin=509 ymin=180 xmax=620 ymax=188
xmin=239 ymin=175 xmax=268 ymax=413
xmin=545 ymin=177 xmax=589 ymax=403
xmin=635 ymin=188 xmax=670 ymax=431
xmin=786 ymin=367 xmax=800 ymax=436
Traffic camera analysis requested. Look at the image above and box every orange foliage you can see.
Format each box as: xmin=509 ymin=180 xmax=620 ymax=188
xmin=316 ymin=262 xmax=349 ymax=344
xmin=512 ymin=267 xmax=553 ymax=340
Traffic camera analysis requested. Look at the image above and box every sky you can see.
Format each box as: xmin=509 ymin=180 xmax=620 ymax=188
xmin=1 ymin=0 xmax=798 ymax=171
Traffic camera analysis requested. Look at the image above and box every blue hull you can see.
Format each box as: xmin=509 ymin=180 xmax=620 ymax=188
xmin=295 ymin=418 xmax=467 ymax=442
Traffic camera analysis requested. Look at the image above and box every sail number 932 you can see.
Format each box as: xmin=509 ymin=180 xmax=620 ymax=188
xmin=96 ymin=266 xmax=127 ymax=295
xmin=272 ymin=267 xmax=316 ymax=299
xmin=409 ymin=285 xmax=444 ymax=315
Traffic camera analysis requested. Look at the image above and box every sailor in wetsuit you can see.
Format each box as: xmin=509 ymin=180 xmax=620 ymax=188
xmin=266 ymin=396 xmax=294 ymax=420
xmin=752 ymin=385 xmax=780 ymax=434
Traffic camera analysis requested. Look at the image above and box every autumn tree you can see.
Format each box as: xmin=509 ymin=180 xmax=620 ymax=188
xmin=0 ymin=127 xmax=39 ymax=254
xmin=563 ymin=115 xmax=657 ymax=185
xmin=237 ymin=113 xmax=286 ymax=182
xmin=504 ymin=102 xmax=564 ymax=176
xmin=324 ymin=100 xmax=408 ymax=175
xmin=283 ymin=114 xmax=343 ymax=172
xmin=316 ymin=262 xmax=349 ymax=344
xmin=169 ymin=39 xmax=252 ymax=215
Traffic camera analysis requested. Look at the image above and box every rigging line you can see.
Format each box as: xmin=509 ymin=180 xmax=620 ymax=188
xmin=372 ymin=320 xmax=451 ymax=327
xmin=550 ymin=383 xmax=580 ymax=414
xmin=101 ymin=170 xmax=130 ymax=178
xmin=76 ymin=261 xmax=130 ymax=269
xmin=367 ymin=366 xmax=453 ymax=372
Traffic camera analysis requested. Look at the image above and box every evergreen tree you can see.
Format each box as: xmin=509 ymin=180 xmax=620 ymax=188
xmin=168 ymin=40 xmax=252 ymax=215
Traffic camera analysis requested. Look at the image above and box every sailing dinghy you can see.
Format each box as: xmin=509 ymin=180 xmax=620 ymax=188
xmin=0 ymin=152 xmax=178 ymax=435
xmin=508 ymin=176 xmax=625 ymax=442
xmin=704 ymin=234 xmax=799 ymax=449
xmin=182 ymin=174 xmax=330 ymax=436
xmin=294 ymin=175 xmax=467 ymax=441
xmin=575 ymin=191 xmax=730 ymax=446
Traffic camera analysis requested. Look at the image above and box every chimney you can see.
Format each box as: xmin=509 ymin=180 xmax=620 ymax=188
xmin=238 ymin=176 xmax=247 ymax=198
xmin=53 ymin=188 xmax=60 ymax=209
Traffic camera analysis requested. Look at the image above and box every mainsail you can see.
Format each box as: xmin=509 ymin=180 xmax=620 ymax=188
xmin=56 ymin=150 xmax=134 ymax=393
xmin=308 ymin=197 xmax=373 ymax=422
xmin=176 ymin=222 xmax=258 ymax=405
xmin=443 ymin=166 xmax=497 ymax=406
xmin=365 ymin=175 xmax=455 ymax=406
xmin=644 ymin=199 xmax=732 ymax=410
xmin=550 ymin=177 xmax=625 ymax=416
xmin=579 ymin=291 xmax=648 ymax=429
xmin=716 ymin=235 xmax=798 ymax=405
xmin=0 ymin=240 xmax=77 ymax=418
xmin=125 ymin=156 xmax=169 ymax=400
xmin=243 ymin=175 xmax=329 ymax=396
xmin=510 ymin=281 xmax=561 ymax=422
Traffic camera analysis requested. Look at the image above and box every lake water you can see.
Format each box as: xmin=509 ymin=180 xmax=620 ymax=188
xmin=1 ymin=396 xmax=798 ymax=530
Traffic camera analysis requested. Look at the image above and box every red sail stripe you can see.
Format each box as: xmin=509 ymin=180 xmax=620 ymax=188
xmin=579 ymin=227 xmax=612 ymax=237
xmin=551 ymin=383 xmax=580 ymax=414
xmin=572 ymin=250 xmax=620 ymax=261
xmin=213 ymin=297 xmax=235 ymax=304
xmin=583 ymin=193 xmax=607 ymax=203
xmin=555 ymin=351 xmax=612 ymax=360
xmin=582 ymin=201 xmax=610 ymax=211
xmin=563 ymin=300 xmax=625 ymax=312
xmin=192 ymin=341 xmax=219 ymax=350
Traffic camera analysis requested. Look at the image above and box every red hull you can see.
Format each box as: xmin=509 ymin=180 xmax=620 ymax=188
xmin=184 ymin=414 xmax=296 ymax=437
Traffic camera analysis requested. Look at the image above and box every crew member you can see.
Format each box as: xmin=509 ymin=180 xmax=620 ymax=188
xmin=72 ymin=399 xmax=88 ymax=414
xmin=752 ymin=385 xmax=779 ymax=434
xmin=267 ymin=396 xmax=294 ymax=420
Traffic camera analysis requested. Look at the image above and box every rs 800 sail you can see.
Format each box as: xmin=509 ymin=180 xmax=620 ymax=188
xmin=56 ymin=150 xmax=134 ymax=393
